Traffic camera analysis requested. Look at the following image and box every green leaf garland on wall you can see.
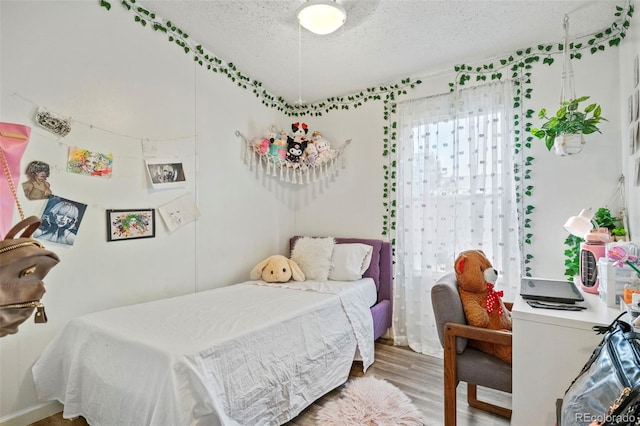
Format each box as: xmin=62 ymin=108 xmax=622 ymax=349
xmin=445 ymin=3 xmax=633 ymax=277
xmin=100 ymin=0 xmax=421 ymax=118
xmin=100 ymin=0 xmax=633 ymax=277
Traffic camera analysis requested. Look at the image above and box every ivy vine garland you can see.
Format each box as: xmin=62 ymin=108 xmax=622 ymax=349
xmin=100 ymin=0 xmax=632 ymax=277
xmin=98 ymin=0 xmax=417 ymax=250
xmin=99 ymin=0 xmax=421 ymax=119
xmin=445 ymin=3 xmax=633 ymax=277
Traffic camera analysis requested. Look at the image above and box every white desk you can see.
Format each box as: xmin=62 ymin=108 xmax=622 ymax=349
xmin=511 ymin=289 xmax=623 ymax=426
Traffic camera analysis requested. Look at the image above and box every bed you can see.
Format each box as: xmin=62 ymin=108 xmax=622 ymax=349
xmin=32 ymin=237 xmax=393 ymax=425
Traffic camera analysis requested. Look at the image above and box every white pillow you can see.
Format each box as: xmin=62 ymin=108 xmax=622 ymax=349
xmin=290 ymin=237 xmax=335 ymax=281
xmin=329 ymin=243 xmax=373 ymax=281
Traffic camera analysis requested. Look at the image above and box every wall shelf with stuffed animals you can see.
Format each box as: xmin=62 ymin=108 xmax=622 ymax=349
xmin=236 ymin=122 xmax=351 ymax=184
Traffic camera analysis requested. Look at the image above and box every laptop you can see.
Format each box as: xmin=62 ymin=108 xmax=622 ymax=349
xmin=520 ymin=278 xmax=584 ymax=304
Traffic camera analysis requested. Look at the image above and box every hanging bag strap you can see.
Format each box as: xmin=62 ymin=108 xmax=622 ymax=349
xmin=3 ymin=216 xmax=41 ymax=239
xmin=0 ymin=146 xmax=25 ymax=221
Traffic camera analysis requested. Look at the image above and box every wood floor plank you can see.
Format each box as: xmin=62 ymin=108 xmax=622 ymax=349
xmin=29 ymin=340 xmax=511 ymax=426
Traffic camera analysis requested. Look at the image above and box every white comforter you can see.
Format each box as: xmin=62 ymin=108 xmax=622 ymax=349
xmin=32 ymin=279 xmax=375 ymax=426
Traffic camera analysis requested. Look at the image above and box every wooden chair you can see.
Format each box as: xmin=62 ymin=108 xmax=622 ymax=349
xmin=431 ymin=272 xmax=513 ymax=426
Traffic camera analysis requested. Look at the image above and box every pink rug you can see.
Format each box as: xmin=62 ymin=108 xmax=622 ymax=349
xmin=316 ymin=376 xmax=423 ymax=425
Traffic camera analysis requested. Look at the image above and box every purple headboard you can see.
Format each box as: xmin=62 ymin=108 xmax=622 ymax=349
xmin=289 ymin=236 xmax=393 ymax=339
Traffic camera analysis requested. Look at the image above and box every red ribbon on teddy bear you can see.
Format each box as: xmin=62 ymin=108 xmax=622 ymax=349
xmin=485 ymin=283 xmax=504 ymax=315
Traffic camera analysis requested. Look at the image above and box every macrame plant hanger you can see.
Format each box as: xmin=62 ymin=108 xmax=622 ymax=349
xmin=555 ymin=14 xmax=585 ymax=156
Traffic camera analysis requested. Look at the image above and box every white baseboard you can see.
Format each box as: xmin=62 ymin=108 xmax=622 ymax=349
xmin=0 ymin=401 xmax=63 ymax=426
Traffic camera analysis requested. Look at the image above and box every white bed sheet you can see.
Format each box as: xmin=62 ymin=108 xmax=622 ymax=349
xmin=32 ymin=278 xmax=375 ymax=426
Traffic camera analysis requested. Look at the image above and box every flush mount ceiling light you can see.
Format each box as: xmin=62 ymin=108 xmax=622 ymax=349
xmin=297 ymin=0 xmax=346 ymax=35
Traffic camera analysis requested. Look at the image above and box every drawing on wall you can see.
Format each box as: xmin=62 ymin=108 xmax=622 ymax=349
xmin=67 ymin=147 xmax=113 ymax=177
xmin=145 ymin=158 xmax=186 ymax=189
xmin=22 ymin=160 xmax=53 ymax=200
xmin=106 ymin=208 xmax=156 ymax=241
xmin=33 ymin=196 xmax=87 ymax=246
xmin=158 ymin=194 xmax=201 ymax=232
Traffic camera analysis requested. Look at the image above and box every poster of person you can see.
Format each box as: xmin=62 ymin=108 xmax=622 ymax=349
xmin=67 ymin=147 xmax=113 ymax=177
xmin=33 ymin=196 xmax=87 ymax=246
xmin=158 ymin=194 xmax=200 ymax=232
xmin=145 ymin=158 xmax=187 ymax=189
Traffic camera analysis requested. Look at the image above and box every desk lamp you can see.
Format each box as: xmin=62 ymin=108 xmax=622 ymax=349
xmin=564 ymin=208 xmax=612 ymax=294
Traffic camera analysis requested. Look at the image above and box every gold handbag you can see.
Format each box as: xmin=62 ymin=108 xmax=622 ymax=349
xmin=0 ymin=146 xmax=60 ymax=337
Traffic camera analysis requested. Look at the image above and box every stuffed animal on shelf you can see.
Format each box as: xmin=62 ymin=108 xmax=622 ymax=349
xmin=290 ymin=122 xmax=309 ymax=142
xmin=252 ymin=125 xmax=278 ymax=157
xmin=303 ymin=140 xmax=318 ymax=164
xmin=258 ymin=138 xmax=269 ymax=155
xmin=454 ymin=249 xmax=512 ymax=363
xmin=268 ymin=130 xmax=288 ymax=160
xmin=312 ymin=131 xmax=332 ymax=163
xmin=250 ymin=255 xmax=305 ymax=283
xmin=286 ymin=139 xmax=306 ymax=163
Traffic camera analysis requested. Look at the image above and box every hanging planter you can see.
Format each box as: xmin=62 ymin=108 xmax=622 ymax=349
xmin=531 ymin=96 xmax=605 ymax=156
xmin=530 ymin=16 xmax=607 ymax=156
xmin=554 ymin=132 xmax=585 ymax=156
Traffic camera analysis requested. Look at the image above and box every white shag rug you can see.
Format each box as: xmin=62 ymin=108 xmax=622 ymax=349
xmin=316 ymin=376 xmax=423 ymax=425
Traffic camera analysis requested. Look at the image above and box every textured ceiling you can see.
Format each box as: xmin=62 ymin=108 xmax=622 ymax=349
xmin=140 ymin=0 xmax=625 ymax=103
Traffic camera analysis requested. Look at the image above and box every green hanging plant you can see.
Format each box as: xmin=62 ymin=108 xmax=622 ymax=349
xmin=530 ymin=96 xmax=607 ymax=151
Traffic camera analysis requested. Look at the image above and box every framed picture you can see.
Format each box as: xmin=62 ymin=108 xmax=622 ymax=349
xmin=636 ymin=157 xmax=640 ymax=187
xmin=635 ymin=54 xmax=639 ymax=88
xmin=106 ymin=208 xmax=156 ymax=242
xmin=145 ymin=158 xmax=187 ymax=189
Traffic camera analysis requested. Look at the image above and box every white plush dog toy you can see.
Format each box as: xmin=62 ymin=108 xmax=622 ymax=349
xmin=250 ymin=255 xmax=305 ymax=283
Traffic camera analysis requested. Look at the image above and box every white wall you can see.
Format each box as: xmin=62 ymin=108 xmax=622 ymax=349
xmin=525 ymin=47 xmax=622 ymax=280
xmin=0 ymin=0 xmax=632 ymax=423
xmin=292 ymin=100 xmax=386 ymax=238
xmin=0 ymin=1 xmax=292 ymax=422
xmin=618 ymin=15 xmax=640 ymax=243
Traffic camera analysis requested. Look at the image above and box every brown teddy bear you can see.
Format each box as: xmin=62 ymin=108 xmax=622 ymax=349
xmin=454 ymin=249 xmax=512 ymax=363
xmin=250 ymin=255 xmax=305 ymax=283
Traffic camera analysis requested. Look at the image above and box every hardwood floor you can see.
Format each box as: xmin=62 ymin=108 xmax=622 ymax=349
xmin=29 ymin=340 xmax=511 ymax=426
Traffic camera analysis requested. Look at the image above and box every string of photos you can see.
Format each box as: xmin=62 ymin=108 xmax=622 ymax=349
xmin=236 ymin=122 xmax=351 ymax=184
xmin=2 ymin=94 xmax=201 ymax=246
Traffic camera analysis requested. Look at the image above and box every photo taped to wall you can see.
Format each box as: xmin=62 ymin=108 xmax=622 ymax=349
xmin=158 ymin=194 xmax=201 ymax=232
xmin=67 ymin=147 xmax=113 ymax=178
xmin=145 ymin=158 xmax=187 ymax=189
xmin=33 ymin=196 xmax=87 ymax=246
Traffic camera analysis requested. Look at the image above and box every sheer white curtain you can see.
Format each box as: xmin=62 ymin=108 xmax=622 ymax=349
xmin=393 ymin=81 xmax=522 ymax=356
